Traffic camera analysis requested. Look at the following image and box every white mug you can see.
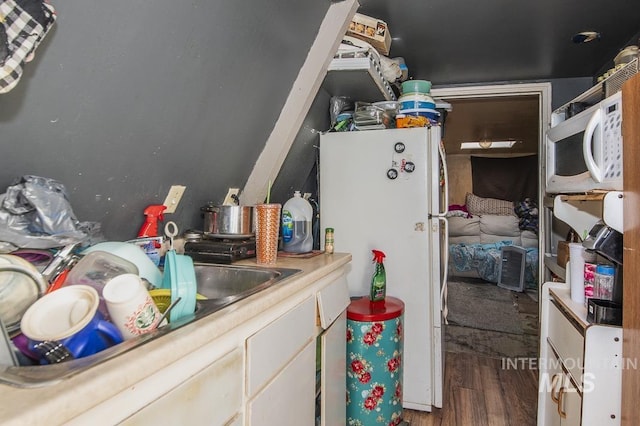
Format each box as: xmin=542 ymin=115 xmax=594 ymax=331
xmin=103 ymin=274 xmax=162 ymax=340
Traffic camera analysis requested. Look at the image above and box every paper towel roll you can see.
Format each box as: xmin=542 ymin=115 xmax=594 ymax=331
xmin=569 ymin=243 xmax=586 ymax=304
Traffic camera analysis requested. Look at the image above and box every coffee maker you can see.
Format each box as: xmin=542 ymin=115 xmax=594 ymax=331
xmin=583 ymin=221 xmax=623 ymax=324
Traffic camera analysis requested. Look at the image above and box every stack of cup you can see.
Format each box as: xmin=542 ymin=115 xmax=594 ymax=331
xmin=568 ymin=243 xmax=586 ymax=304
xmin=583 ymin=250 xmax=597 ymax=306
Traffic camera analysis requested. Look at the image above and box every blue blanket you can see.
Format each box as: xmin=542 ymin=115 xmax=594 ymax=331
xmin=449 ymin=241 xmax=538 ymax=288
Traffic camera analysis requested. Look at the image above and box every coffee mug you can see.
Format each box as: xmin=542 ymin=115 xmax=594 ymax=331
xmin=103 ymin=273 xmax=162 ymax=340
xmin=20 ymin=285 xmax=123 ymax=363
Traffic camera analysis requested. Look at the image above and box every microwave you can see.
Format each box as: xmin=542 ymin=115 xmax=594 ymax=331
xmin=546 ymin=91 xmax=623 ymax=193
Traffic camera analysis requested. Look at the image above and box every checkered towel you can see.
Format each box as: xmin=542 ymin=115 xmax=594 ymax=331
xmin=0 ymin=0 xmax=56 ymax=93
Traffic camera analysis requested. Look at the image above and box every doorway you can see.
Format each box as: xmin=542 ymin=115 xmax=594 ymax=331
xmin=432 ymin=82 xmax=550 ymax=359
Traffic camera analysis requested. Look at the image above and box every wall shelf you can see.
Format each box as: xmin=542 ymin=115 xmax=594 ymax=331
xmin=322 ymin=51 xmax=396 ymax=102
xmin=543 ymin=253 xmax=566 ymax=280
xmin=551 ymin=191 xmax=623 ymax=238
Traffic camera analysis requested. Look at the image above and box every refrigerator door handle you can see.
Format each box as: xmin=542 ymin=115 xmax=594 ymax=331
xmin=439 ymin=216 xmax=449 ymax=324
xmin=437 ymin=139 xmax=449 ymax=217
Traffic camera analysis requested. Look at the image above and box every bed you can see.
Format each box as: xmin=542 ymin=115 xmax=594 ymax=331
xmin=447 ymin=193 xmax=539 ymax=289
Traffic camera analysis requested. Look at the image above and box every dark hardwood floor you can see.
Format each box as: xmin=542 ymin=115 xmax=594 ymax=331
xmin=402 ymin=351 xmax=538 ymax=426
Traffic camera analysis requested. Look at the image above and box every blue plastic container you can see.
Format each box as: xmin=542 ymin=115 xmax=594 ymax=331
xmin=400 ymin=100 xmax=435 ymax=110
xmin=399 ymin=108 xmax=440 ymax=120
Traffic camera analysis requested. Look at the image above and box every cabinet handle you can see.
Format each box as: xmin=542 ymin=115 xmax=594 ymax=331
xmin=557 ymin=386 xmax=567 ymax=419
xmin=550 ymin=373 xmax=561 ymax=404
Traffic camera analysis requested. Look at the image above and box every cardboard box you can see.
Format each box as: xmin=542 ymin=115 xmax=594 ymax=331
xmin=557 ymin=241 xmax=569 ymax=269
xmin=347 ymin=13 xmax=392 ymax=56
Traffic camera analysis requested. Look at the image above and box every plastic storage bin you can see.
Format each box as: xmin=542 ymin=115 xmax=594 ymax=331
xmin=346 ymin=296 xmax=404 ymax=425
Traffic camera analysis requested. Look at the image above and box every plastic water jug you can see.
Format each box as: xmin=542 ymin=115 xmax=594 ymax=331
xmin=282 ymin=191 xmax=313 ymax=253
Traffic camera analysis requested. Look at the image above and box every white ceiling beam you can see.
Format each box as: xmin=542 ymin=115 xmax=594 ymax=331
xmin=241 ymin=0 xmax=359 ymax=205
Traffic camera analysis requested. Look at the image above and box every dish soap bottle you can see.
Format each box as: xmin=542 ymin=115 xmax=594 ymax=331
xmin=282 ymin=191 xmax=313 ymax=253
xmin=370 ymin=250 xmax=386 ymax=305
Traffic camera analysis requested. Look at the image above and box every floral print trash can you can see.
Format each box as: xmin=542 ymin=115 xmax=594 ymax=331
xmin=346 ymin=296 xmax=404 ymax=426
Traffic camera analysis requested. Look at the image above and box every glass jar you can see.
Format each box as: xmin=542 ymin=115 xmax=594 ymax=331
xmin=594 ymin=264 xmax=615 ymax=301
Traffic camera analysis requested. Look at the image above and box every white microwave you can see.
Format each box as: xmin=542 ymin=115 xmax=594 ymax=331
xmin=546 ymin=91 xmax=623 ymax=193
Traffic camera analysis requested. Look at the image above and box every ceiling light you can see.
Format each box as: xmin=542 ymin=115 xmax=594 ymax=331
xmin=460 ymin=140 xmax=518 ymax=150
xmin=572 ymin=31 xmax=601 ymax=44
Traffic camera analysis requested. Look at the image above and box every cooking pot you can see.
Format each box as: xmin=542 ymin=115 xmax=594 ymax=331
xmin=201 ymin=204 xmax=254 ymax=237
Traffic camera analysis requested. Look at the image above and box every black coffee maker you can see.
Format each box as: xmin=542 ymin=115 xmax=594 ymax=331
xmin=583 ymin=220 xmax=623 ymax=302
xmin=583 ymin=221 xmax=623 ymax=324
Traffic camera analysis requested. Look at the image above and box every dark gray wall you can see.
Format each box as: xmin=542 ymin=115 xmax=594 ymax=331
xmin=271 ymin=88 xmax=331 ymax=203
xmin=550 ymin=77 xmax=593 ymax=110
xmin=0 ymin=0 xmax=329 ymax=241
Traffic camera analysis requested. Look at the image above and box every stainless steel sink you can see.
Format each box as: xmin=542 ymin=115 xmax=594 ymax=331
xmin=0 ymin=263 xmax=301 ymax=387
xmin=195 ymin=263 xmax=298 ymax=301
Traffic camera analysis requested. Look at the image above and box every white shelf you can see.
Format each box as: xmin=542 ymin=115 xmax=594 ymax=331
xmin=544 ymin=254 xmax=566 ymax=281
xmin=603 ymin=191 xmax=624 ymax=233
xmin=552 ymin=191 xmax=623 ymax=238
xmin=323 ymin=51 xmax=396 ymax=102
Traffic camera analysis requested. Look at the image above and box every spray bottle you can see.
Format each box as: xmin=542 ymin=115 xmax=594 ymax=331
xmin=138 ymin=205 xmax=167 ymax=238
xmin=370 ymin=249 xmax=387 ymax=305
xmin=134 ymin=205 xmax=167 ymax=266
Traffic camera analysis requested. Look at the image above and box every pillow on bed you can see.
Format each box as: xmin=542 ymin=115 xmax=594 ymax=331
xmin=465 ymin=193 xmax=515 ymax=216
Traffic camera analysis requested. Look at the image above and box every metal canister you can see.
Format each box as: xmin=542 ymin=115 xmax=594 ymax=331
xmin=346 ymin=296 xmax=404 ymax=425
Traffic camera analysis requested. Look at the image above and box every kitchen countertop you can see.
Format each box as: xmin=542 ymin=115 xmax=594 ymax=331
xmin=0 ymin=252 xmax=351 ymax=425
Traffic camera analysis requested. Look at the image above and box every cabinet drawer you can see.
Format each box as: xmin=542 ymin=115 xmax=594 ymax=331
xmin=247 ymin=340 xmax=316 ymax=426
xmin=548 ymin=301 xmax=584 ymax=385
xmin=316 ymin=274 xmax=349 ymax=329
xmin=246 ymin=296 xmax=315 ymax=396
xmin=121 ymin=347 xmax=243 ymax=425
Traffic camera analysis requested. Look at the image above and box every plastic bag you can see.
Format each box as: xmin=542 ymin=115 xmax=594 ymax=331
xmin=329 ymin=96 xmax=354 ymax=132
xmin=0 ymin=175 xmax=101 ymax=249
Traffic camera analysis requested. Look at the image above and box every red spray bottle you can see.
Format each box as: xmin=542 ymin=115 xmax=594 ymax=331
xmin=137 ymin=205 xmax=167 ymax=238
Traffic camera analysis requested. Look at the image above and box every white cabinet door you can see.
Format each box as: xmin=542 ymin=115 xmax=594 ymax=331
xmin=540 ymin=345 xmax=562 ymax=426
xmin=559 ymin=379 xmax=582 ymax=426
xmin=246 ymin=296 xmax=315 ymax=396
xmin=320 ymin=310 xmax=346 ymax=426
xmin=121 ymin=346 xmax=243 ymax=425
xmin=247 ymin=340 xmax=316 ymax=426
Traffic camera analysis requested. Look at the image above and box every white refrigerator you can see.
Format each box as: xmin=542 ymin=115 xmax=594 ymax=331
xmin=319 ymin=127 xmax=448 ymax=412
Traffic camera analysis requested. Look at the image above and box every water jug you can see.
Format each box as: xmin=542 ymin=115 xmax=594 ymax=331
xmin=281 ymin=191 xmax=313 ymax=253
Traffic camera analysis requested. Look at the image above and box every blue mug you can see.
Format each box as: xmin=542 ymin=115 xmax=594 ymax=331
xmin=20 ymin=285 xmax=123 ymax=363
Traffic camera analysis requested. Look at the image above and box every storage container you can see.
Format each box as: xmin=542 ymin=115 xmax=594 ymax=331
xmin=594 ymin=264 xmax=615 ymax=301
xmin=347 ymin=296 xmax=404 ymax=424
xmin=401 ymin=79 xmax=432 ymax=94
xmin=346 ymin=13 xmax=392 ymax=55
